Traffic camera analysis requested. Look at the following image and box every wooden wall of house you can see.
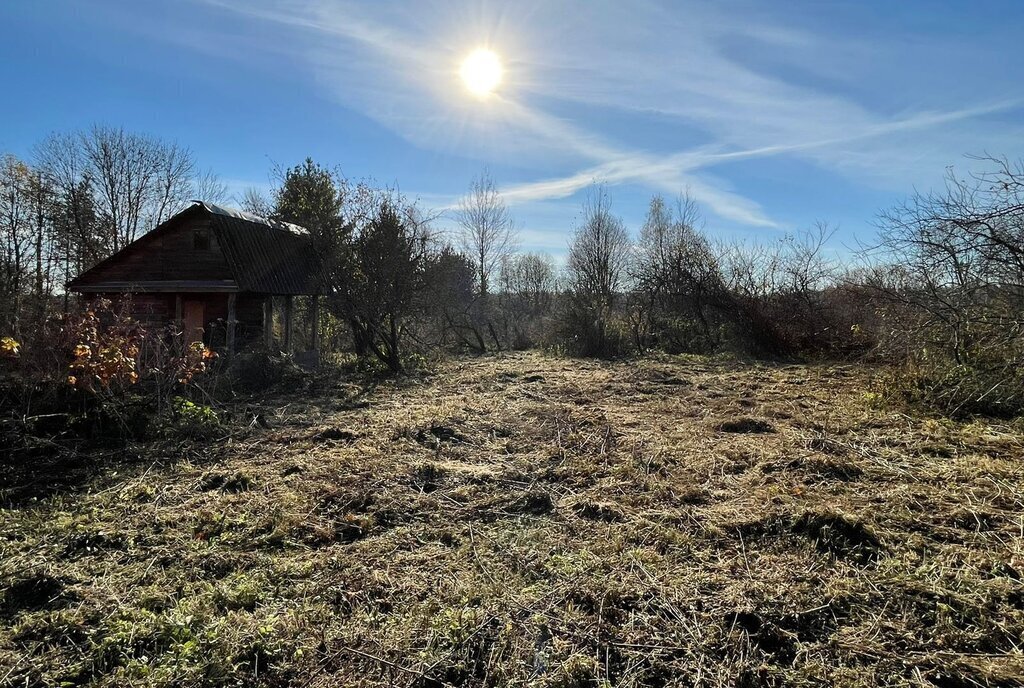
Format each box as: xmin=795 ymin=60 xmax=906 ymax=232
xmin=82 ymin=217 xmax=234 ymax=284
xmin=96 ymin=292 xmax=267 ymax=350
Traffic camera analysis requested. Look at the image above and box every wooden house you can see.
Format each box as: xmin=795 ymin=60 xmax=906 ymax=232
xmin=68 ymin=201 xmax=324 ymax=356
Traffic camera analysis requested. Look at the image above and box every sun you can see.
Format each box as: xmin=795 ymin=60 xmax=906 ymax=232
xmin=460 ymin=49 xmax=503 ymax=97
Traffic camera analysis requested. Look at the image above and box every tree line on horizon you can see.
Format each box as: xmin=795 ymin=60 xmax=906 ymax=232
xmin=3 ymin=124 xmax=1024 ymax=418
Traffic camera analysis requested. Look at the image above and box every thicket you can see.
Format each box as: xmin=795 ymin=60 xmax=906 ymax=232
xmin=867 ymin=157 xmax=1024 ymax=417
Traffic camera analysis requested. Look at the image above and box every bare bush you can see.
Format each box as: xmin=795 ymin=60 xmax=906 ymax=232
xmin=454 ymin=172 xmax=518 ymax=351
xmin=868 ymin=156 xmax=1024 ymax=416
xmin=497 ymin=252 xmax=559 ymax=349
xmin=455 ymin=172 xmax=517 ymax=299
xmin=633 ymin=193 xmax=728 ymax=352
xmin=564 ymin=187 xmax=633 ymax=357
xmin=718 ymin=222 xmax=849 ymax=356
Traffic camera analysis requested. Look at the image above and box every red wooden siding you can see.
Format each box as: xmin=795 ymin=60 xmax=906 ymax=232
xmin=80 ymin=218 xmax=234 ymax=285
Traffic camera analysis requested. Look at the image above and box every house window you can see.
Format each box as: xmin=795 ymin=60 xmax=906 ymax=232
xmin=193 ymin=229 xmax=210 ymax=250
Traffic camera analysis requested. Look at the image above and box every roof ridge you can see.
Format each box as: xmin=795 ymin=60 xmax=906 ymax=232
xmin=193 ymin=200 xmax=309 ymax=236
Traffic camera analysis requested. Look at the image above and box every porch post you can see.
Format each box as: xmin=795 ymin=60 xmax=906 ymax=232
xmin=310 ymin=293 xmax=320 ymax=353
xmin=283 ymin=295 xmax=294 ymax=354
xmin=226 ymin=293 xmax=237 ymax=357
xmin=263 ymin=296 xmax=274 ymax=350
xmin=175 ymin=294 xmax=182 ymax=330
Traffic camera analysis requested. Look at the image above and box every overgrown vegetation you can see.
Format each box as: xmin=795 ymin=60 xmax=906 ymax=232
xmin=867 ymin=157 xmax=1024 ymax=417
xmin=4 ymin=122 xmax=1024 ymax=418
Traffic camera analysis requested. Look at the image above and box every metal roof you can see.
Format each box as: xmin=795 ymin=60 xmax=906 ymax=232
xmin=196 ymin=201 xmax=309 ymax=237
xmin=206 ymin=205 xmax=324 ymax=295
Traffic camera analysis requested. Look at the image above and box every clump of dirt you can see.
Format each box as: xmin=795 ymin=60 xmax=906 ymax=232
xmin=574 ymin=501 xmax=623 ymax=522
xmin=716 ymin=418 xmax=776 ymax=434
xmin=199 ymin=471 xmax=254 ymax=493
xmin=806 ymin=434 xmax=848 ymax=455
xmin=675 ymin=486 xmax=711 ymax=505
xmin=945 ymin=509 xmax=1004 ymax=532
xmin=410 ymin=462 xmax=445 ymax=493
xmin=647 ymin=370 xmax=691 ymax=386
xmin=416 ymin=425 xmax=469 ymax=446
xmin=318 ymin=487 xmax=375 ymax=515
xmin=198 ymin=472 xmax=227 ymax=491
xmin=64 ymin=530 xmax=124 ymax=556
xmin=792 ymin=510 xmax=884 ymax=564
xmin=790 ymin=455 xmax=864 ymax=481
xmin=507 ymin=490 xmax=555 ymax=515
xmin=313 ymin=427 xmax=358 ymax=442
xmin=723 ymin=610 xmax=796 ymax=662
xmin=732 ymin=509 xmax=884 ymax=564
xmin=1 ymin=573 xmax=76 ymax=618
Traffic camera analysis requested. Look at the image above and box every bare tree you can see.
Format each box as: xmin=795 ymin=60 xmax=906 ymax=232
xmin=867 ymin=156 xmax=1024 ymax=414
xmin=564 ymin=186 xmax=633 ymax=356
xmin=501 ymin=252 xmax=558 ymax=313
xmin=633 ymin=193 xmax=725 ymax=350
xmin=237 ymin=186 xmax=274 ymax=217
xmin=0 ymin=155 xmax=34 ymax=335
xmin=35 ymin=133 xmax=103 ymax=279
xmin=80 ymin=124 xmax=196 ymax=252
xmin=716 ymin=221 xmax=843 ymax=355
xmin=498 ymin=251 xmax=558 ymax=348
xmin=455 ymin=172 xmax=517 ymax=298
xmin=192 ymin=168 xmax=229 ymax=206
xmin=151 ymin=140 xmax=195 ymax=226
xmin=566 ymin=186 xmax=631 ymax=309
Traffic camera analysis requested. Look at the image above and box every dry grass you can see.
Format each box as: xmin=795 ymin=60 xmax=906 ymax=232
xmin=2 ymin=352 xmax=1024 ymax=687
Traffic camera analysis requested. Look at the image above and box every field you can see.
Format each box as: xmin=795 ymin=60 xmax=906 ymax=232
xmin=2 ymin=352 xmax=1024 ymax=687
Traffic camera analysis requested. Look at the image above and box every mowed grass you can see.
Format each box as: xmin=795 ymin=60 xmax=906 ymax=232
xmin=2 ymin=352 xmax=1024 ymax=687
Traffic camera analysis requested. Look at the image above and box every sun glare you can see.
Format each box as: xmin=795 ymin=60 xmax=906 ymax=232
xmin=460 ymin=49 xmax=502 ymax=97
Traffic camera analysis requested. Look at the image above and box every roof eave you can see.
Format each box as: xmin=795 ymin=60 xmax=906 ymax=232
xmin=69 ymin=280 xmax=241 ymax=293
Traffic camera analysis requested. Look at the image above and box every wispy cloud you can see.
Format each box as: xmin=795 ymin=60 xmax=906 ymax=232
xmin=190 ymin=0 xmax=1022 ymax=230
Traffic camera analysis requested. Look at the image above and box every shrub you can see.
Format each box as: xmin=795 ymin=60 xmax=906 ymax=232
xmin=66 ymin=298 xmax=144 ymax=394
xmin=868 ymin=157 xmax=1024 ymax=418
xmin=877 ymin=353 xmax=1024 ymax=419
xmin=166 ymin=397 xmax=221 ymax=438
xmin=225 ymin=351 xmax=306 ymax=392
xmin=0 ymin=336 xmax=19 ymax=358
xmin=561 ymin=304 xmax=633 ymax=359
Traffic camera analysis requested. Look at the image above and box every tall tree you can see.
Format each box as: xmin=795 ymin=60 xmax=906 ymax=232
xmin=192 ymin=168 xmax=229 ymax=206
xmin=455 ymin=172 xmax=517 ymax=298
xmin=566 ymin=187 xmax=631 ymax=311
xmin=497 ymin=251 xmax=558 ymax=349
xmin=0 ymin=155 xmax=34 ymax=335
xmin=238 ymin=187 xmax=274 ymax=217
xmin=344 ymin=200 xmax=432 ymax=371
xmin=80 ymin=125 xmax=196 ymax=252
xmin=272 ymin=158 xmax=349 ymax=284
xmin=35 ymin=133 xmax=102 ymax=278
xmin=564 ymin=186 xmax=633 ymax=357
xmin=38 ymin=126 xmax=198 ymax=257
xmin=633 ymin=193 xmax=725 ymax=349
xmin=25 ymin=167 xmax=56 ymax=323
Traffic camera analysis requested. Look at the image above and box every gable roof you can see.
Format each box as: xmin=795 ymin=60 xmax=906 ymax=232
xmin=69 ymin=202 xmax=325 ymax=295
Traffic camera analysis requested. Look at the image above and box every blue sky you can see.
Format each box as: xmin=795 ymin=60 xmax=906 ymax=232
xmin=1 ymin=0 xmax=1023 ymax=257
